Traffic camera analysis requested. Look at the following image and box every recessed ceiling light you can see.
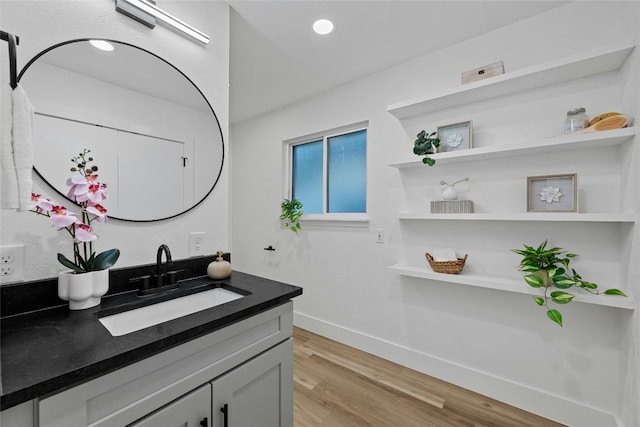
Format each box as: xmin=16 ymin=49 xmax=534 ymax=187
xmin=313 ymin=19 xmax=334 ymax=35
xmin=89 ymin=40 xmax=114 ymax=51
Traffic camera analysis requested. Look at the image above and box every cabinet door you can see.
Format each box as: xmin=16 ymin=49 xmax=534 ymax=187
xmin=211 ymin=338 xmax=293 ymax=427
xmin=130 ymin=384 xmax=211 ymax=427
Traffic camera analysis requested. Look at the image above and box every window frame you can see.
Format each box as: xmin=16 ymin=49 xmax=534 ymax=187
xmin=282 ymin=121 xmax=369 ymax=225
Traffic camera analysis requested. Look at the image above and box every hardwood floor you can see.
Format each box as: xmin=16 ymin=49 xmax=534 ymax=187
xmin=293 ymin=327 xmax=564 ymax=427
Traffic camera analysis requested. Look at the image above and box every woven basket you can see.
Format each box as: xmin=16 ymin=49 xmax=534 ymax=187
xmin=425 ymin=253 xmax=468 ymax=274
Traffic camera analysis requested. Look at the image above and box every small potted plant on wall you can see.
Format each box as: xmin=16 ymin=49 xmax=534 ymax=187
xmin=413 ymin=130 xmax=440 ymax=166
xmin=280 ymin=198 xmax=303 ymax=232
xmin=512 ymin=240 xmax=626 ymax=326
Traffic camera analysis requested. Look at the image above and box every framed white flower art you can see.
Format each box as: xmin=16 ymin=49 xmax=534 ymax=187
xmin=437 ymin=121 xmax=473 ymax=152
xmin=527 ymin=174 xmax=577 ymax=212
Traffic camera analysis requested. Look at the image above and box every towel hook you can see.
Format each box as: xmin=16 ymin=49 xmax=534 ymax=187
xmin=0 ymin=30 xmax=19 ymax=90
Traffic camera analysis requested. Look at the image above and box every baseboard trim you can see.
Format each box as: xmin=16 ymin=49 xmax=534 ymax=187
xmin=294 ymin=311 xmax=620 ymax=427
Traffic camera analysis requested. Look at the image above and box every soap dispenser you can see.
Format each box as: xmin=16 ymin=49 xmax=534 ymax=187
xmin=208 ymin=251 xmax=232 ymax=279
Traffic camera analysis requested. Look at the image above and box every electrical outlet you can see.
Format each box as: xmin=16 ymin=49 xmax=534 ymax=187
xmin=376 ymin=228 xmax=384 ymax=243
xmin=189 ymin=232 xmax=205 ymax=257
xmin=0 ymin=244 xmax=24 ymax=283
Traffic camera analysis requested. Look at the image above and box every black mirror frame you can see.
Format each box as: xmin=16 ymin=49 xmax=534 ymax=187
xmin=17 ymin=38 xmax=225 ymax=222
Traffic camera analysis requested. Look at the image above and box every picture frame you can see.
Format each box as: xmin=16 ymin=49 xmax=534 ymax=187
xmin=526 ymin=174 xmax=577 ymax=212
xmin=437 ymin=121 xmax=473 ymax=152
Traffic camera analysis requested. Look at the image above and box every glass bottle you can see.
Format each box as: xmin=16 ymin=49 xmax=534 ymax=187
xmin=564 ymin=108 xmax=589 ymax=133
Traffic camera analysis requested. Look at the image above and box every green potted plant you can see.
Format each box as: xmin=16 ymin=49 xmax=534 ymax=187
xmin=413 ymin=130 xmax=440 ymax=166
xmin=280 ymin=198 xmax=303 ymax=232
xmin=512 ymin=240 xmax=626 ymax=326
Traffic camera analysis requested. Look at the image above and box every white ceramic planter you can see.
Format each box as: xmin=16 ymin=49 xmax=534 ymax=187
xmin=58 ymin=269 xmax=109 ymax=310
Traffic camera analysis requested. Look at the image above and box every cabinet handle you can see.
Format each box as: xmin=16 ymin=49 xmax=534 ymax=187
xmin=199 ymin=417 xmax=208 ymax=427
xmin=220 ymin=403 xmax=229 ymax=427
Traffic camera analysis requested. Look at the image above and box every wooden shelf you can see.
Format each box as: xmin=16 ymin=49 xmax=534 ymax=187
xmin=389 ymin=264 xmax=634 ymax=310
xmin=387 ymin=44 xmax=635 ymax=119
xmin=389 ymin=127 xmax=635 ymax=169
xmin=398 ymin=212 xmax=636 ymax=223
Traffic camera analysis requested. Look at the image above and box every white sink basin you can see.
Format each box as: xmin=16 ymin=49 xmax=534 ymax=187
xmin=99 ymin=287 xmax=244 ymax=336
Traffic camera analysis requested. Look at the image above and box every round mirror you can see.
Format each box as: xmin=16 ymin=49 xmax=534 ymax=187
xmin=18 ymin=39 xmax=224 ymax=222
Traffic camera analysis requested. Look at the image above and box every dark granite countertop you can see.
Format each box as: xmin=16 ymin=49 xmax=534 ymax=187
xmin=0 ymin=262 xmax=302 ymax=411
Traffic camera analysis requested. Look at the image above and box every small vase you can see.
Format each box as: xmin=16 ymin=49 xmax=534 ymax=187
xmin=426 ymin=145 xmax=440 ymax=154
xmin=441 ymin=185 xmax=459 ymax=200
xmin=207 ymin=251 xmax=232 ymax=280
xmin=58 ymin=269 xmax=109 ymax=310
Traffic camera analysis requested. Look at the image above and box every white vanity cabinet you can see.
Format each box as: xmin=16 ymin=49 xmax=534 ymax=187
xmin=34 ymin=302 xmax=294 ymax=427
xmin=210 ymin=338 xmax=293 ymax=427
xmin=130 ymin=338 xmax=293 ymax=427
xmin=129 ymin=384 xmax=212 ymax=427
xmin=0 ymin=402 xmax=35 ymax=427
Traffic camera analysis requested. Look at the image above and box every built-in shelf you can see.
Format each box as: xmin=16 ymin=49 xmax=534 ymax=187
xmin=389 ymin=127 xmax=635 ymax=169
xmin=398 ymin=212 xmax=636 ymax=223
xmin=389 ymin=264 xmax=635 ymax=310
xmin=389 ymin=42 xmax=637 ymax=315
xmin=387 ymin=44 xmax=635 ymax=119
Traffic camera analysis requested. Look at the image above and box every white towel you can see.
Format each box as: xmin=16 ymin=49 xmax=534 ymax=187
xmin=12 ymin=84 xmax=34 ymax=211
xmin=1 ymin=83 xmax=17 ymax=209
xmin=1 ymin=83 xmax=34 ymax=211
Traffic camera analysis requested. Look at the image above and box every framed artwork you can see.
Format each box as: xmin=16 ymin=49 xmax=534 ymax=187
xmin=437 ymin=121 xmax=473 ymax=152
xmin=527 ymin=174 xmax=577 ymax=212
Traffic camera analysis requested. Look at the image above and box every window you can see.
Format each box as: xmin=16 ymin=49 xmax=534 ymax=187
xmin=286 ymin=124 xmax=367 ymax=217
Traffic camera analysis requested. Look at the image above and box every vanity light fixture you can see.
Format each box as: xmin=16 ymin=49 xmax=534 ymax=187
xmin=89 ymin=40 xmax=114 ymax=51
xmin=116 ymin=0 xmax=210 ymax=44
xmin=313 ymin=18 xmax=334 ymax=35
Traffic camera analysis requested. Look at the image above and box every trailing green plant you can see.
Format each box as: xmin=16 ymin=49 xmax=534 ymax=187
xmin=280 ymin=198 xmax=303 ymax=232
xmin=512 ymin=240 xmax=626 ymax=326
xmin=413 ymin=130 xmax=440 ymax=166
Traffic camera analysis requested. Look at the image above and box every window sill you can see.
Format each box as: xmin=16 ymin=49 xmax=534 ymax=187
xmin=300 ymin=214 xmax=370 ymax=227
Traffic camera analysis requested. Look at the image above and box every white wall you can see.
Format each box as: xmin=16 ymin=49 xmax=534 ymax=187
xmin=231 ymin=2 xmax=640 ymax=426
xmin=0 ymin=0 xmax=230 ymax=279
xmin=618 ymin=4 xmax=640 ymax=427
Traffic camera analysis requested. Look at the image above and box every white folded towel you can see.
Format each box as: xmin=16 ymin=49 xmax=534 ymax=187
xmin=432 ymin=248 xmax=458 ymax=262
xmin=1 ymin=83 xmax=34 ymax=211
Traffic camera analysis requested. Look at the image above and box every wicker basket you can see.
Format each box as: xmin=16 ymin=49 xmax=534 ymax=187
xmin=425 ymin=253 xmax=468 ymax=274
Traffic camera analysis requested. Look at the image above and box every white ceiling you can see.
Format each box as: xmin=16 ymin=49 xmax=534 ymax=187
xmin=33 ymin=41 xmax=210 ymax=112
xmin=227 ymin=0 xmax=569 ymax=124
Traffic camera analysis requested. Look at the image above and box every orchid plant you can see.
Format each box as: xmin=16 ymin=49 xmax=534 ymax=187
xmin=30 ymin=149 xmax=120 ymax=273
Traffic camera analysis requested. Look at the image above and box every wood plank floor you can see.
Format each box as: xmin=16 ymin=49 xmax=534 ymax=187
xmin=293 ymin=327 xmax=565 ymax=427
